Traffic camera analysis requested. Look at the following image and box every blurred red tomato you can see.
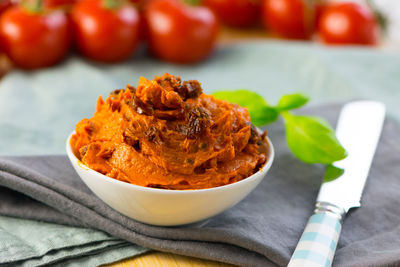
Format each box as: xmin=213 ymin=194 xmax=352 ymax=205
xmin=0 ymin=6 xmax=70 ymax=69
xmin=128 ymin=0 xmax=148 ymax=12
xmin=262 ymin=0 xmax=316 ymax=39
xmin=44 ymin=0 xmax=76 ymax=9
xmin=0 ymin=0 xmax=13 ymax=53
xmin=0 ymin=0 xmax=13 ymax=13
xmin=145 ymin=0 xmax=219 ymax=64
xmin=318 ymin=2 xmax=379 ymax=45
xmin=130 ymin=0 xmax=148 ymax=40
xmin=71 ymin=0 xmax=140 ymax=62
xmin=129 ymin=0 xmax=146 ymax=6
xmin=315 ymin=1 xmax=327 ymax=29
xmin=138 ymin=11 xmax=147 ymax=40
xmin=204 ymin=0 xmax=260 ymax=28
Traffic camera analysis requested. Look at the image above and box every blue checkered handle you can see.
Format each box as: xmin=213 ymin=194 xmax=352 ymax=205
xmin=288 ymin=202 xmax=345 ymax=267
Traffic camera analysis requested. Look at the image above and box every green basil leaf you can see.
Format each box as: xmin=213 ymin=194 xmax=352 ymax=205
xmin=213 ymin=89 xmax=267 ymax=107
xmin=213 ymin=90 xmax=279 ymax=126
xmin=276 ymin=93 xmax=309 ymax=111
xmin=251 ymin=106 xmax=280 ymax=126
xmin=323 ymin=164 xmax=345 ymax=182
xmin=283 ymin=113 xmax=347 ymax=164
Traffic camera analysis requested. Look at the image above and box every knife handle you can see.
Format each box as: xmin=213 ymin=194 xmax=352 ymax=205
xmin=288 ymin=202 xmax=345 ymax=267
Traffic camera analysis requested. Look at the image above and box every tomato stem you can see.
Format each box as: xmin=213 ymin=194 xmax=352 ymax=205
xmin=103 ymin=0 xmax=124 ymax=9
xmin=365 ymin=0 xmax=387 ymax=34
xmin=21 ymin=0 xmax=43 ymax=13
xmin=182 ymin=0 xmax=201 ymax=6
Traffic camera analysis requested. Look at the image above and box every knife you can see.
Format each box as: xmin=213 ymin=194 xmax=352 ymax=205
xmin=288 ymin=101 xmax=385 ymax=267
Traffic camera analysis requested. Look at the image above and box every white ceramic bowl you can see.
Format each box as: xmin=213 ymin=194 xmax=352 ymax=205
xmin=66 ymin=133 xmax=274 ymax=226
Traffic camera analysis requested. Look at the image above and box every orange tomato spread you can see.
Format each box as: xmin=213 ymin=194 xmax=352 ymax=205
xmin=71 ymin=74 xmax=269 ymax=190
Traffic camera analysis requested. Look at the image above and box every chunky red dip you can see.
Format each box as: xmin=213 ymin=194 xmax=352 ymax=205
xmin=71 ymin=74 xmax=269 ymax=189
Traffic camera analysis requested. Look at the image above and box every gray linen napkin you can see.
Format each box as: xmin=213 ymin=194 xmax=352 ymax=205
xmin=0 ymin=215 xmax=147 ymax=267
xmin=1 ymin=104 xmax=400 ymax=267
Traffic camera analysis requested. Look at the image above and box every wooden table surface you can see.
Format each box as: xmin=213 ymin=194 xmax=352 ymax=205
xmin=106 ymin=252 xmax=234 ymax=267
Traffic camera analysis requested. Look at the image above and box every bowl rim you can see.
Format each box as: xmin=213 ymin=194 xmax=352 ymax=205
xmin=66 ymin=132 xmax=274 ymax=194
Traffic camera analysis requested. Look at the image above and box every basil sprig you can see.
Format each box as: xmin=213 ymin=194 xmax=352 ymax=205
xmin=213 ymin=90 xmax=347 ymax=180
xmin=213 ymin=90 xmax=279 ymax=126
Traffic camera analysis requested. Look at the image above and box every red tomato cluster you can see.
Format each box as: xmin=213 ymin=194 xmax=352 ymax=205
xmin=0 ymin=0 xmax=380 ymax=69
xmin=206 ymin=0 xmax=380 ymax=44
xmin=0 ymin=0 xmax=219 ymax=69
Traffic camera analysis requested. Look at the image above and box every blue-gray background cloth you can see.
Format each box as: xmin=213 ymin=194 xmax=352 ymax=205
xmin=0 ymin=41 xmax=400 ymax=266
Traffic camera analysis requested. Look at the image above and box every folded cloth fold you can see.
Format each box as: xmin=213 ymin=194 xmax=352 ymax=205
xmin=0 ymin=215 xmax=147 ymax=267
xmin=1 ymin=105 xmax=400 ymax=267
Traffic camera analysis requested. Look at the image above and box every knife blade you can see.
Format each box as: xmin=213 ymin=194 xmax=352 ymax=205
xmin=317 ymin=101 xmax=385 ymax=212
xmin=288 ymin=101 xmax=385 ymax=267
